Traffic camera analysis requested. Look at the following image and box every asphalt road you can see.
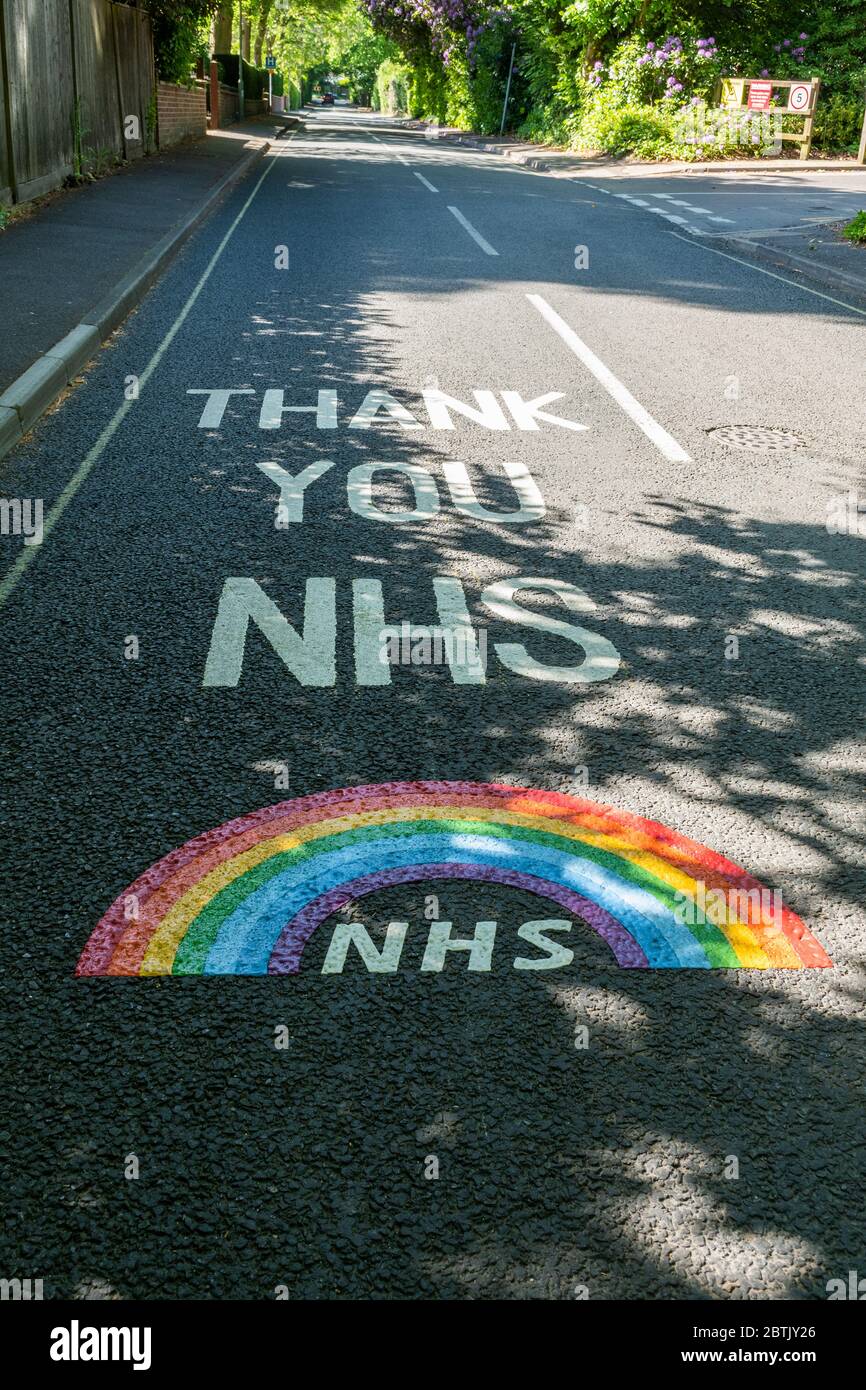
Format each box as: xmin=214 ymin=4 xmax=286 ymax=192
xmin=1 ymin=107 xmax=865 ymax=1300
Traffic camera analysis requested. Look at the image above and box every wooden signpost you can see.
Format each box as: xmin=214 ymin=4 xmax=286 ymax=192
xmin=718 ymin=76 xmax=821 ymax=159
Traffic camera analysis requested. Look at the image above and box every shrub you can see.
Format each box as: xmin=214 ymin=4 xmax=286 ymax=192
xmin=144 ymin=0 xmax=218 ymax=85
xmin=374 ymin=58 xmax=411 ymax=113
xmin=812 ymin=92 xmax=863 ymax=150
xmin=570 ymin=98 xmax=680 ymax=158
xmin=842 ymin=210 xmax=866 ymax=243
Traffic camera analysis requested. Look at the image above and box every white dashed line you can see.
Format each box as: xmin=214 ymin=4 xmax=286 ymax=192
xmin=591 ymin=185 xmax=704 ymax=235
xmin=527 ymin=293 xmax=692 ymax=463
xmin=413 ymin=171 xmax=439 ymax=192
xmin=649 ymin=194 xmax=732 ymax=222
xmin=447 ymin=205 xmax=499 ymax=255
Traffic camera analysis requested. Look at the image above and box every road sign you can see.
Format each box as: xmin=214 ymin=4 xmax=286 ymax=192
xmin=747 ymin=81 xmax=773 ymax=110
xmin=787 ymin=83 xmax=813 ymax=112
xmin=720 ymin=78 xmax=745 ymax=108
xmin=265 ymin=54 xmax=276 ymax=70
xmin=715 ymin=75 xmax=820 ymax=158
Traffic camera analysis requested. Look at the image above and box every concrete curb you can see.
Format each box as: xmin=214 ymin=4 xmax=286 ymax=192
xmin=398 ymin=125 xmax=552 ymax=172
xmin=715 ymin=232 xmax=866 ymax=307
xmin=443 ymin=134 xmax=552 ymax=172
xmin=399 ymin=120 xmax=865 ymax=177
xmin=0 ymin=136 xmax=271 ymax=463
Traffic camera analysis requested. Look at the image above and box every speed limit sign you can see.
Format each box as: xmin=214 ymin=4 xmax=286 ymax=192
xmin=788 ymin=83 xmax=813 ymax=112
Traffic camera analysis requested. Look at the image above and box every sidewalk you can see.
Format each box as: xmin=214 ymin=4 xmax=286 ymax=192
xmin=0 ymin=118 xmax=287 ymax=459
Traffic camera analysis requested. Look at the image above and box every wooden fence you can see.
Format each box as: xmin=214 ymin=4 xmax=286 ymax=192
xmin=0 ymin=0 xmax=156 ymax=205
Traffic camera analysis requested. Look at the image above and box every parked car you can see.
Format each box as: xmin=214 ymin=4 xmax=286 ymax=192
xmin=321 ymin=92 xmax=335 ymax=105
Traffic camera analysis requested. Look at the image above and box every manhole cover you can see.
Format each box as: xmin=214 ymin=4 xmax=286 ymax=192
xmin=705 ymin=425 xmax=806 ymax=453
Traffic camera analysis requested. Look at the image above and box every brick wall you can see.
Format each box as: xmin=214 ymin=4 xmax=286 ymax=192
xmin=218 ymin=82 xmax=238 ymax=127
xmin=156 ymin=82 xmax=207 ymax=148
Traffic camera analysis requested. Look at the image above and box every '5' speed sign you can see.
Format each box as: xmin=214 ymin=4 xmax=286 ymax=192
xmin=788 ymin=83 xmax=813 ymax=112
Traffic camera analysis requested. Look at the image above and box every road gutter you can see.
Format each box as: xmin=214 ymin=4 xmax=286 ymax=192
xmin=709 ymin=230 xmax=866 ymax=308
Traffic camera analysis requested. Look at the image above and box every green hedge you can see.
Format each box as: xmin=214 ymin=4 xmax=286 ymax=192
xmin=374 ymin=58 xmax=410 ymax=113
xmin=213 ymin=54 xmax=270 ymax=101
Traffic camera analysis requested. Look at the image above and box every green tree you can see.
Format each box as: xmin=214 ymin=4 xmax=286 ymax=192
xmin=138 ymin=1 xmax=220 ymax=83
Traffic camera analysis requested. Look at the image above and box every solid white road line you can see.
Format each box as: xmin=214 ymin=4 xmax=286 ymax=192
xmin=413 ymin=171 xmax=439 ymax=192
xmin=527 ymin=293 xmax=692 ymax=463
xmin=0 ymin=141 xmax=294 ymax=612
xmin=447 ymin=205 xmax=499 ymax=255
xmin=667 ymin=230 xmax=866 ymax=319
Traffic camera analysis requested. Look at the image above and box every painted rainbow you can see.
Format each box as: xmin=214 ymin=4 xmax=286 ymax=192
xmin=76 ymin=781 xmax=831 ymax=975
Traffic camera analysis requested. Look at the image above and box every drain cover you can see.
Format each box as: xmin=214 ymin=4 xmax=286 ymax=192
xmin=706 ymin=425 xmax=806 ymax=453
